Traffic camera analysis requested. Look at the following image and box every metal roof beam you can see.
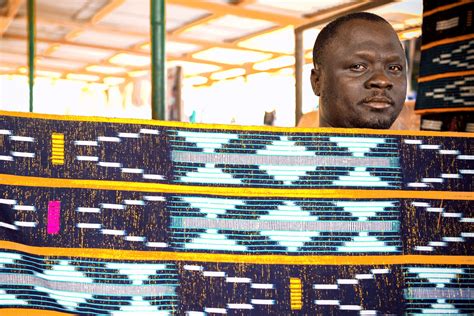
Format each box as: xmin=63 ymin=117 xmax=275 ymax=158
xmin=62 ymin=0 xmax=130 ymax=77
xmin=0 ymin=0 xmax=24 ymax=36
xmin=295 ymin=0 xmax=395 ymax=32
xmin=24 ymin=15 xmax=284 ymax=55
xmin=0 ymin=60 xmax=111 ymax=78
xmin=4 ymin=33 xmax=148 ymax=55
xmin=167 ymin=0 xmax=304 ymax=25
xmin=18 ymin=15 xmax=147 ymax=37
xmin=3 ymin=34 xmax=235 ymax=70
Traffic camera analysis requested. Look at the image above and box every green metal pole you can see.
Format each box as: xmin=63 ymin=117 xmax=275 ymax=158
xmin=151 ymin=0 xmax=165 ymax=120
xmin=27 ymin=0 xmax=35 ymax=112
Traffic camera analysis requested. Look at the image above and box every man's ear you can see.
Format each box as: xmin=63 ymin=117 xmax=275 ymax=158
xmin=310 ymin=66 xmax=321 ymax=96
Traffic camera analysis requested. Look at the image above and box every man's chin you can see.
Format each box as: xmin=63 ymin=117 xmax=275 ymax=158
xmin=348 ymin=109 xmax=400 ymax=129
xmin=350 ymin=117 xmax=394 ymax=129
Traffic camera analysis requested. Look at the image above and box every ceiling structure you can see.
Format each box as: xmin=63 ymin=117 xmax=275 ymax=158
xmin=0 ymin=0 xmax=422 ymax=87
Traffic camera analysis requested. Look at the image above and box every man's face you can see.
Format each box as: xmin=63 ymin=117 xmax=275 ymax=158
xmin=311 ymin=19 xmax=407 ymax=129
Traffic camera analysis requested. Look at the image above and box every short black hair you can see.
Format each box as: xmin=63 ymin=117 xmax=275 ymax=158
xmin=312 ymin=12 xmax=392 ymax=66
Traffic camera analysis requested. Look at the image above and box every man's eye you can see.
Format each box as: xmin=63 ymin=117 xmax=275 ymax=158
xmin=350 ymin=64 xmax=366 ymax=71
xmin=389 ymin=65 xmax=403 ymax=72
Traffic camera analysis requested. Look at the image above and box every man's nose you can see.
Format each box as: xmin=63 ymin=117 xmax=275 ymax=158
xmin=365 ymin=70 xmax=393 ymax=90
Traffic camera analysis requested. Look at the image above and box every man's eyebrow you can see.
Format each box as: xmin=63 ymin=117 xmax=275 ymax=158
xmin=352 ymin=51 xmax=404 ymax=61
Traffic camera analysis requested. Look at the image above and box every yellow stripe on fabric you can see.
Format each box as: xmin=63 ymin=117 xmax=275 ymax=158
xmin=421 ymin=33 xmax=474 ymax=51
xmin=1 ymin=109 xmax=473 ymax=138
xmin=0 ymin=174 xmax=473 ymax=200
xmin=0 ymin=241 xmax=472 ymax=265
xmin=418 ymin=70 xmax=474 ymax=83
xmin=289 ymin=278 xmax=303 ymax=310
xmin=423 ymin=0 xmax=471 ymax=18
xmin=0 ymin=309 xmax=68 ymax=316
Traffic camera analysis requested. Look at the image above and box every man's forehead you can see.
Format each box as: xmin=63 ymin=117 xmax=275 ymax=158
xmin=329 ymin=20 xmax=402 ymax=53
xmin=349 ymin=41 xmax=405 ymax=55
xmin=339 ymin=18 xmax=392 ymax=32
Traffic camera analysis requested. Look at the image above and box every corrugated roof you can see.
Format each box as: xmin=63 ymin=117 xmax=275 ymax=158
xmin=179 ymin=14 xmax=277 ymax=42
xmin=247 ymin=0 xmax=355 ymax=17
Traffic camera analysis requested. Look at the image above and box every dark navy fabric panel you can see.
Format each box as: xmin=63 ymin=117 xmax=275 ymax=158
xmin=421 ymin=2 xmax=473 ymax=45
xmin=0 ymin=115 xmax=172 ymax=182
xmin=418 ymin=39 xmax=474 ymax=77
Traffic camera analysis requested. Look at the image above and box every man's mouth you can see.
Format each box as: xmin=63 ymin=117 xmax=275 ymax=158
xmin=360 ymin=97 xmax=394 ymax=109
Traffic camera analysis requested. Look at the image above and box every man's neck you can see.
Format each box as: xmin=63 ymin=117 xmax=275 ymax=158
xmin=318 ymin=113 xmax=333 ymax=128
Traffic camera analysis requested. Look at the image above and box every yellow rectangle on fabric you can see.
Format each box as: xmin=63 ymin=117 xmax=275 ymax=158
xmin=51 ymin=133 xmax=64 ymax=165
xmin=290 ymin=277 xmax=302 ymax=310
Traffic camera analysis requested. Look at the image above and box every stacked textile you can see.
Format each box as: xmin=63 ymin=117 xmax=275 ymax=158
xmin=416 ymin=0 xmax=474 ymax=131
xmin=0 ymin=111 xmax=472 ymax=315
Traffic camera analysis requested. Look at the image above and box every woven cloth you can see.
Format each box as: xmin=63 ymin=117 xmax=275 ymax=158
xmin=415 ymin=0 xmax=474 ymax=116
xmin=0 ymin=111 xmax=472 ymax=315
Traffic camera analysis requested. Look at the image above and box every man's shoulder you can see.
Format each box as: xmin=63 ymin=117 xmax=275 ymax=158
xmin=297 ymin=111 xmax=319 ymax=128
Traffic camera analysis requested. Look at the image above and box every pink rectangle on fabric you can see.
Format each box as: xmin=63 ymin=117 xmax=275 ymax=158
xmin=47 ymin=201 xmax=61 ymax=234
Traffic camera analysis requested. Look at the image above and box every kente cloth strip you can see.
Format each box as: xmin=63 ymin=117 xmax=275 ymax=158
xmin=0 ymin=111 xmax=473 ymax=315
xmin=415 ymin=0 xmax=474 ymax=114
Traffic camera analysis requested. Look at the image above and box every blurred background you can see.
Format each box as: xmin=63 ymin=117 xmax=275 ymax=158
xmin=0 ymin=0 xmax=425 ymax=126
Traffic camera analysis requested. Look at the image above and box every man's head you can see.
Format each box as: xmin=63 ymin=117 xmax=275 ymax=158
xmin=310 ymin=12 xmax=407 ymax=129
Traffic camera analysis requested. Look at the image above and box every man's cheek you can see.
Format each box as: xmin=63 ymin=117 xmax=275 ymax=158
xmin=342 ymin=86 xmax=362 ymax=108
